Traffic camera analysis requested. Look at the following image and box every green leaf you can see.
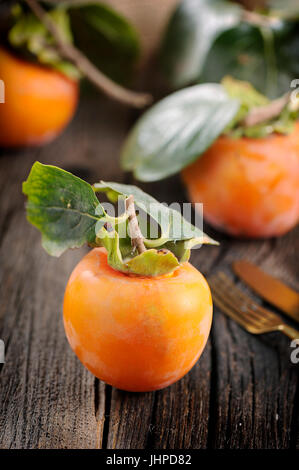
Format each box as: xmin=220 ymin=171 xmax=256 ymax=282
xmin=200 ymin=20 xmax=299 ymax=99
xmin=22 ymin=162 xmax=103 ymax=256
xmin=8 ymin=2 xmax=139 ymax=82
xmin=94 ymin=180 xmax=217 ymax=246
xmin=120 ymin=83 xmax=240 ymax=181
xmin=160 ymin=0 xmax=299 ymax=98
xmin=23 ymin=163 xmax=218 ymax=276
xmin=66 ymin=2 xmax=140 ymax=83
xmin=160 ymin=0 xmax=242 ymax=88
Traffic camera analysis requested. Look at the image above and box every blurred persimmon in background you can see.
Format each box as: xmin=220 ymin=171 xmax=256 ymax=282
xmin=182 ymin=124 xmax=299 ymax=238
xmin=0 ymin=1 xmax=151 ymax=148
xmin=0 ymin=47 xmax=78 ymax=147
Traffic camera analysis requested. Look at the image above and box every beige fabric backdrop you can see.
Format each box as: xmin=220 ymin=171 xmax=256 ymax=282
xmin=102 ymin=0 xmax=179 ymax=58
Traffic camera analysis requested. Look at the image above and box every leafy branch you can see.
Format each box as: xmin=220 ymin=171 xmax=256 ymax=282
xmin=25 ymin=0 xmax=152 ymax=108
xmin=121 ymin=77 xmax=299 ymax=181
xmin=23 ymin=163 xmax=217 ymax=276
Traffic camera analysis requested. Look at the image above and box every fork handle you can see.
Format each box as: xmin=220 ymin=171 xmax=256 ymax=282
xmin=280 ymin=324 xmax=299 ymax=340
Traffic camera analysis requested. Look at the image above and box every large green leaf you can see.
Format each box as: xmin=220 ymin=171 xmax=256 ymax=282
xmin=23 ymin=163 xmax=218 ymax=276
xmin=94 ymin=181 xmax=217 ymax=244
xmin=160 ymin=0 xmax=299 ymax=98
xmin=23 ymin=162 xmax=103 ymax=256
xmin=121 ymin=83 xmax=240 ymax=181
xmin=201 ymin=21 xmax=299 ymax=98
xmin=160 ymin=0 xmax=242 ymax=88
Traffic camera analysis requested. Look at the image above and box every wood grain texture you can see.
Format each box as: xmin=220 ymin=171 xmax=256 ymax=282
xmin=0 ymin=95 xmax=131 ymax=449
xmin=0 ymin=92 xmax=298 ymax=449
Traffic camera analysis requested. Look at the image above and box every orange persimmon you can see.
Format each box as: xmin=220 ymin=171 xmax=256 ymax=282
xmin=182 ymin=125 xmax=299 ymax=238
xmin=0 ymin=47 xmax=78 ymax=147
xmin=63 ymin=247 xmax=213 ymax=392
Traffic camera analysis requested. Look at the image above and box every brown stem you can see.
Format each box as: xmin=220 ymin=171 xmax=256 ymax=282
xmin=125 ymin=195 xmax=146 ymax=254
xmin=25 ymin=0 xmax=152 ymax=108
xmin=242 ymin=93 xmax=290 ymax=127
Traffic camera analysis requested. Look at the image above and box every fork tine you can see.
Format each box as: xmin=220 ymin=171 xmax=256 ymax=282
xmin=217 ymin=272 xmax=255 ymax=305
xmin=210 ymin=272 xmax=299 ymax=339
xmin=211 ymin=289 xmax=259 ymax=334
xmin=210 ymin=275 xmax=265 ymax=324
xmin=219 ymin=271 xmax=285 ymax=326
xmin=213 ymin=272 xmax=281 ymax=325
xmin=217 ymin=272 xmax=264 ymax=308
xmin=209 ymin=277 xmax=263 ymax=329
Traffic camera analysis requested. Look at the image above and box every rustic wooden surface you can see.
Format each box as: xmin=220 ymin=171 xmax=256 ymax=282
xmin=0 ymin=90 xmax=298 ymax=449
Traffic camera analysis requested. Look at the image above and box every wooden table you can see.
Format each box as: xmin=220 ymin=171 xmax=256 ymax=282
xmin=0 ymin=92 xmax=298 ymax=449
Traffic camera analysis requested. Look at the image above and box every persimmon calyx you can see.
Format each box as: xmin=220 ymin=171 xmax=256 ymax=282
xmin=23 ymin=162 xmax=218 ymax=277
xmin=222 ymin=76 xmax=299 ymax=138
xmin=95 ymin=227 xmax=180 ymax=276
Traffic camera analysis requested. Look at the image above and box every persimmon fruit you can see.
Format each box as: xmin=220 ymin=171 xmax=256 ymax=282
xmin=23 ymin=162 xmax=216 ymax=392
xmin=0 ymin=47 xmax=78 ymax=147
xmin=63 ymin=247 xmax=213 ymax=392
xmin=182 ymin=124 xmax=299 ymax=238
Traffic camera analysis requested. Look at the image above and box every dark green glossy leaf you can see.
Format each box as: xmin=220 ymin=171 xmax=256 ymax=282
xmin=200 ymin=21 xmax=299 ymax=98
xmin=160 ymin=0 xmax=299 ymax=98
xmin=121 ymin=83 xmax=239 ymax=181
xmin=22 ymin=162 xmax=103 ymax=256
xmin=197 ymin=12 xmax=299 ymax=98
xmin=160 ymin=0 xmax=242 ymax=88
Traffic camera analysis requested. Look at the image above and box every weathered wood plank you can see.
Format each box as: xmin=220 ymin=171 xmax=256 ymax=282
xmin=0 ymin=95 xmax=131 ymax=449
xmin=135 ymin=175 xmax=299 ymax=449
xmin=201 ymin=229 xmax=299 ymax=449
xmin=0 ymin=92 xmax=298 ymax=449
xmin=146 ymin=344 xmax=212 ymax=449
xmin=105 ymin=388 xmax=155 ymax=449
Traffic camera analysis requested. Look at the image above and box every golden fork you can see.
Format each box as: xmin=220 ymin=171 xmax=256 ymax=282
xmin=209 ymin=271 xmax=299 ymax=340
